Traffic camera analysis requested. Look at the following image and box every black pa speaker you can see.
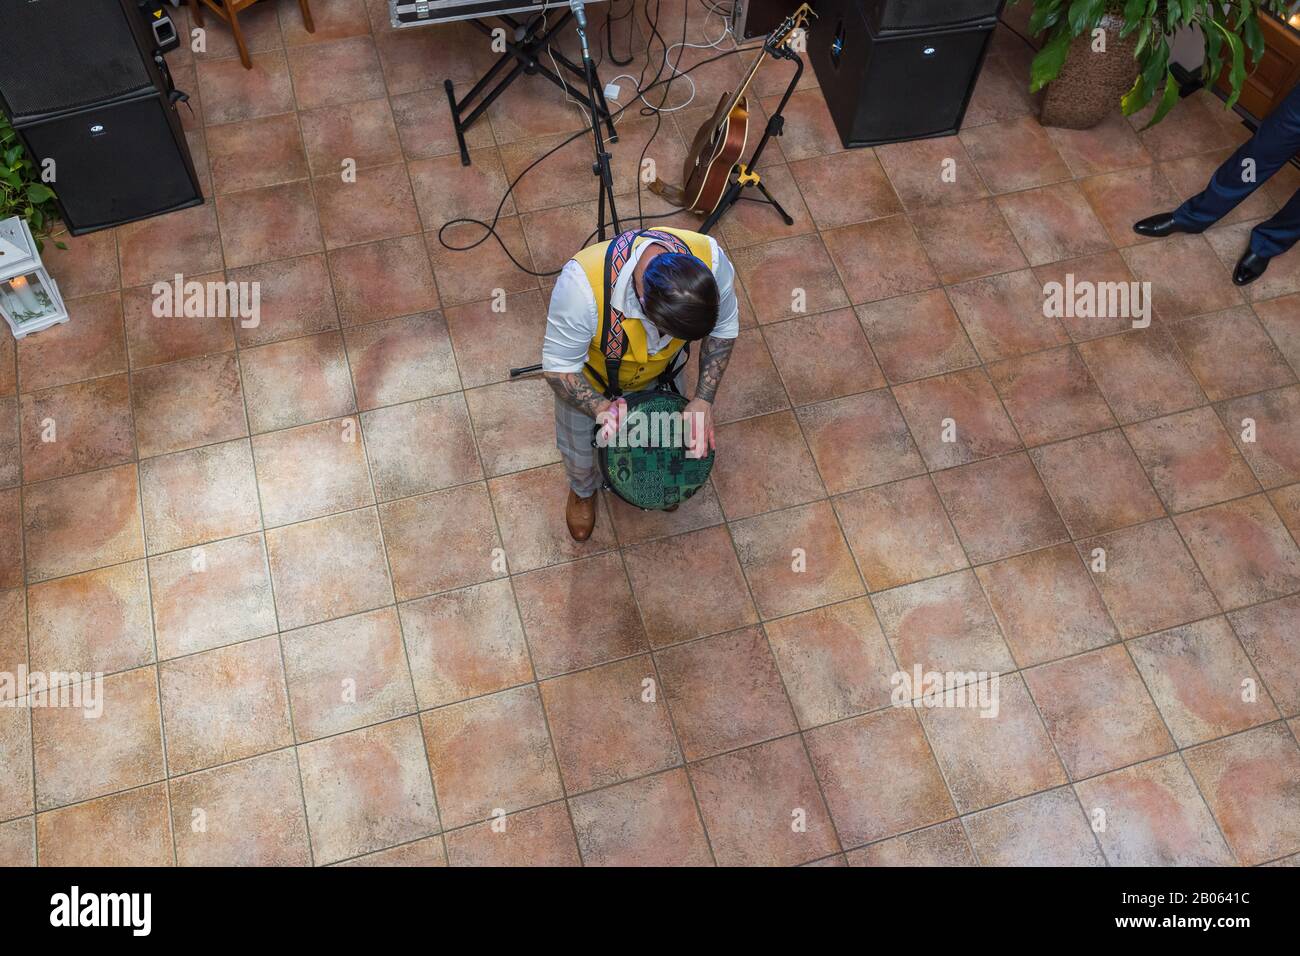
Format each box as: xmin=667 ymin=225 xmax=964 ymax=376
xmin=809 ymin=2 xmax=996 ymax=148
xmin=863 ymin=0 xmax=1005 ymax=33
xmin=0 ymin=0 xmax=202 ymax=234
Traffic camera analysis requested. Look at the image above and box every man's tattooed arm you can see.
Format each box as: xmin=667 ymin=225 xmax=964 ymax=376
xmin=544 ymin=371 xmax=610 ymax=418
xmin=695 ymin=335 xmax=735 ymax=404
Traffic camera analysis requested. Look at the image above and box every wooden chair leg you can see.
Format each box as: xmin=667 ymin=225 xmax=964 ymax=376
xmin=298 ymin=0 xmax=315 ymax=33
xmin=227 ymin=3 xmax=253 ymax=69
xmin=191 ymin=0 xmax=205 ymax=27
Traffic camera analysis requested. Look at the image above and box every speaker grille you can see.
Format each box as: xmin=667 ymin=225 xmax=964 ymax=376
xmin=867 ymin=0 xmax=1005 ymax=33
xmin=0 ymin=0 xmax=153 ymax=120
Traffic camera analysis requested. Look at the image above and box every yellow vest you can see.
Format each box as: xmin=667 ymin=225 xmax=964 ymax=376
xmin=574 ymin=227 xmax=714 ymax=393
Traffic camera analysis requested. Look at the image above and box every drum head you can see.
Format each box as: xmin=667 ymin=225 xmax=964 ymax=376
xmin=597 ymin=389 xmax=715 ymax=510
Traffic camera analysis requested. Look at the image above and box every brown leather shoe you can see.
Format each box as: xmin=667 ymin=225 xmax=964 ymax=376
xmin=565 ymin=489 xmax=596 ymax=541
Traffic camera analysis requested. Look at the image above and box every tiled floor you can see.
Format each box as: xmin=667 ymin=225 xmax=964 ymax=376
xmin=2 ymin=0 xmax=1300 ymax=866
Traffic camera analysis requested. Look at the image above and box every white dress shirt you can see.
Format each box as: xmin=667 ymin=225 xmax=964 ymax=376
xmin=542 ymin=233 xmax=740 ymax=375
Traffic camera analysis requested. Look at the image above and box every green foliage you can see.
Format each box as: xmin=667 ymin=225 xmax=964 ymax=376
xmin=1016 ymin=0 xmax=1289 ymax=127
xmin=0 ymin=112 xmax=64 ymax=251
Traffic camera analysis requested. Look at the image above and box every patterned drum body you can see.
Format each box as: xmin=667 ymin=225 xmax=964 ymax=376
xmin=596 ymin=389 xmax=715 ymax=511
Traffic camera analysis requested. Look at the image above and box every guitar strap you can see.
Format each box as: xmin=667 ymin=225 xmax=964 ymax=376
xmin=584 ymin=228 xmax=695 ymax=399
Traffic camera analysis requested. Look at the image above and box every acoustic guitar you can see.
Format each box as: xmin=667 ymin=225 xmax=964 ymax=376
xmin=650 ymin=4 xmax=814 ymax=216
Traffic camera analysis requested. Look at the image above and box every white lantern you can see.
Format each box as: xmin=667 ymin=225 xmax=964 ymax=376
xmin=0 ymin=215 xmax=69 ymax=339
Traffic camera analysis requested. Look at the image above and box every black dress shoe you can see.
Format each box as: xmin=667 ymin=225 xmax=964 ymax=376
xmin=1233 ymin=250 xmax=1270 ymax=286
xmin=1133 ymin=212 xmax=1204 ymax=238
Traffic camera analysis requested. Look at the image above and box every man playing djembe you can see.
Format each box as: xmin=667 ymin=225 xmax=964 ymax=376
xmin=542 ymin=227 xmax=739 ymax=540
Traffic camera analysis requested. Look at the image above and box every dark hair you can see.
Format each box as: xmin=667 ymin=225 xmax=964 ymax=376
xmin=641 ymin=253 xmax=719 ymax=341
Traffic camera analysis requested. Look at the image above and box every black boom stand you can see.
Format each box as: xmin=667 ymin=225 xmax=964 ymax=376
xmin=571 ymin=0 xmax=620 ymax=241
xmin=699 ymin=41 xmax=804 ymax=235
xmin=444 ymin=10 xmax=618 ymax=167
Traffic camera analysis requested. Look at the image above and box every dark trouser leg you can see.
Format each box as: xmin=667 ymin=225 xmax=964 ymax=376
xmin=1250 ymin=185 xmax=1300 ymax=257
xmin=1174 ymin=83 xmax=1300 ymax=232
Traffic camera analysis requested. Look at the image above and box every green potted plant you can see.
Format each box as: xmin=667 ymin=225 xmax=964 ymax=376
xmin=1020 ymin=0 xmax=1289 ymax=130
xmin=1 ymin=112 xmax=64 ymax=252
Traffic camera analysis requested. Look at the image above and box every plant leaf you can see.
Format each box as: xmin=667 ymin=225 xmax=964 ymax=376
xmin=1029 ymin=28 xmax=1074 ymax=92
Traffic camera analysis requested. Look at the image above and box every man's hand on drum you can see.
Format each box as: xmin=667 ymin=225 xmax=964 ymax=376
xmin=683 ymin=397 xmax=715 ymax=459
xmin=596 ymin=397 xmax=628 ymax=445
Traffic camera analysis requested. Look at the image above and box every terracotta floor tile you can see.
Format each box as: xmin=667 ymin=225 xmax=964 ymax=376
xmin=287 ymin=34 xmax=385 ymax=110
xmin=314 ymin=163 xmax=422 ymax=250
xmin=1204 ymin=219 xmax=1300 ymax=303
xmin=687 ymin=328 xmax=789 ymax=425
xmin=1184 ymin=723 xmax=1300 ymax=864
xmin=41 ymin=229 xmax=120 ymax=300
xmin=159 ymin=636 xmax=293 ymax=775
xmin=443 ymin=289 xmax=548 ymax=389
xmin=148 ymin=532 xmax=277 ymax=659
xmin=266 ymin=507 xmax=394 ymax=630
xmin=0 ymin=333 xmax=14 ymax=397
xmin=788 ymin=149 xmax=902 ymax=230
xmin=23 ymin=464 xmax=145 ymax=583
xmin=946 ymin=269 xmax=1070 ymax=363
xmin=299 ymin=96 xmax=402 ymax=177
xmin=464 ymin=378 xmax=559 ymax=478
xmin=1080 ymin=518 xmax=1218 ymax=638
xmin=856 ymin=289 xmax=980 ymax=384
xmin=729 ymin=234 xmax=850 ymax=324
xmin=623 ymin=525 xmax=756 ymax=649
xmin=806 ymin=707 xmax=954 ymax=847
xmin=133 ymin=351 xmax=248 ymax=458
xmin=425 ymin=219 xmax=537 ymax=308
xmin=846 ymin=819 xmax=975 ymax=866
xmin=228 ymin=254 xmax=340 ymax=348
xmin=1025 ymin=644 xmax=1173 ymax=779
xmin=758 ymin=88 xmax=842 ymax=162
xmin=374 ymin=19 xmax=497 ymax=95
xmin=443 ymin=802 xmax=580 ymax=867
xmin=964 ymin=787 xmax=1105 ymax=866
xmin=1230 ymin=595 xmax=1300 ymax=716
xmin=834 ymin=475 xmax=968 ymax=591
xmin=253 ymin=417 xmax=373 ymax=526
xmin=390 ymin=88 xmax=494 ymax=162
xmin=763 ymin=597 xmax=896 ymax=728
xmin=1174 ymin=494 xmax=1300 ymax=610
xmin=974 ymin=543 xmax=1118 ymax=668
xmin=1171 ymin=307 xmax=1296 ymax=401
xmin=894 ymin=368 xmax=1021 ymax=471
xmin=1126 ymin=406 xmax=1261 ymax=513
xmin=121 ymin=273 xmax=238 ymax=370
xmin=1045 ymin=111 xmax=1152 ymax=178
xmin=1031 ymin=429 xmax=1164 ymax=538
xmin=19 ymin=375 xmax=135 ymax=483
xmin=911 ymin=199 xmax=1026 ymax=285
xmin=207 ymin=112 xmax=308 ymax=195
xmin=216 ymin=180 xmax=324 ymax=268
xmin=919 ymin=673 xmax=1066 ymax=814
xmin=1076 ymin=165 xmax=1187 ymax=250
xmin=933 ymin=453 xmax=1068 ymax=563
xmin=361 ymin=392 xmax=481 ymax=500
xmin=1160 ymin=148 xmax=1280 ymax=226
xmin=170 ymin=750 xmax=311 ymax=866
xmin=409 ymin=149 xmax=516 ymax=230
xmin=343 ymin=311 xmax=459 ymax=413
xmin=117 ymin=203 xmax=225 ymax=289
xmin=607 ymin=478 xmax=726 ymax=547
xmin=27 ymin=560 xmax=154 ymax=677
xmin=0 ymin=400 xmax=18 ymax=486
xmin=399 ymin=578 xmax=532 ymax=709
xmin=989 ymin=346 xmax=1115 ymax=446
xmin=195 ymin=47 xmax=295 ymax=124
xmin=1077 ymin=327 xmax=1207 ymax=425
xmin=822 ymin=215 xmax=939 ymax=304
xmin=763 ymin=309 xmax=884 ymax=406
xmin=513 ymin=551 xmax=646 ymax=678
xmin=1272 ymin=482 xmax=1300 ymax=539
xmin=379 ymin=481 xmax=504 ymax=601
xmin=1133 ymin=91 xmax=1245 ymax=161
xmin=281 ymin=607 xmax=415 ymax=741
xmin=35 ymin=784 xmax=173 ymax=867
xmin=1253 ymin=292 xmax=1300 ymax=372
xmin=0 ymin=817 xmax=33 ymax=866
xmin=139 ymin=438 xmax=262 ymax=554
xmin=17 ymin=292 xmax=128 ymax=393
xmin=569 ymin=768 xmax=713 ymax=866
xmin=1073 ymin=754 xmax=1234 ymax=866
xmin=298 ymin=716 xmax=440 ymax=864
xmin=1121 ymin=233 xmax=1243 ymax=319
xmin=32 ymin=666 xmax=163 ymax=810
xmin=541 ymin=655 xmax=680 ymax=793
xmin=489 ymin=464 xmax=617 ymax=573
xmin=422 ymin=684 xmax=563 ymax=829
xmin=328 ymin=234 xmax=439 ymax=326
xmin=1217 ymin=386 xmax=1300 ymax=489
xmin=796 ymin=390 xmax=925 ymax=496
xmin=1031 ymin=250 xmax=1145 ymax=341
xmin=0 ymin=703 xmax=32 ymax=820
xmin=239 ymin=331 xmax=356 ymax=433
xmin=960 ymin=116 xmax=1071 ymax=195
xmin=716 ymin=166 xmax=817 ymax=251
xmin=964 ymin=53 xmax=1038 ymax=128
xmin=712 ymin=410 xmax=824 ymax=520
xmin=730 ymin=500 xmax=864 ymax=619
xmin=870 ymin=569 xmax=1015 ymax=678
xmin=874 ymin=135 xmax=987 ymax=210
xmin=996 ymin=181 xmax=1114 ymax=267
xmin=0 ymin=589 xmax=26 ymax=701
xmin=1129 ymin=616 xmax=1277 ymax=746
xmin=689 ymin=735 xmax=838 ymax=866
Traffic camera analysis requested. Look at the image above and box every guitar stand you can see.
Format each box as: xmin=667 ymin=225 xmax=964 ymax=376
xmin=699 ymin=45 xmax=804 ymax=235
xmin=444 ymin=11 xmax=618 ymax=167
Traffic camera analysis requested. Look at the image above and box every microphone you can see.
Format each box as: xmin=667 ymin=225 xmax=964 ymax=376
xmin=570 ymin=0 xmax=591 ymax=60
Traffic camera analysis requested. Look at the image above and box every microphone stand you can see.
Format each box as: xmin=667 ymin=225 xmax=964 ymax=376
xmin=571 ymin=0 xmax=620 ymax=241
